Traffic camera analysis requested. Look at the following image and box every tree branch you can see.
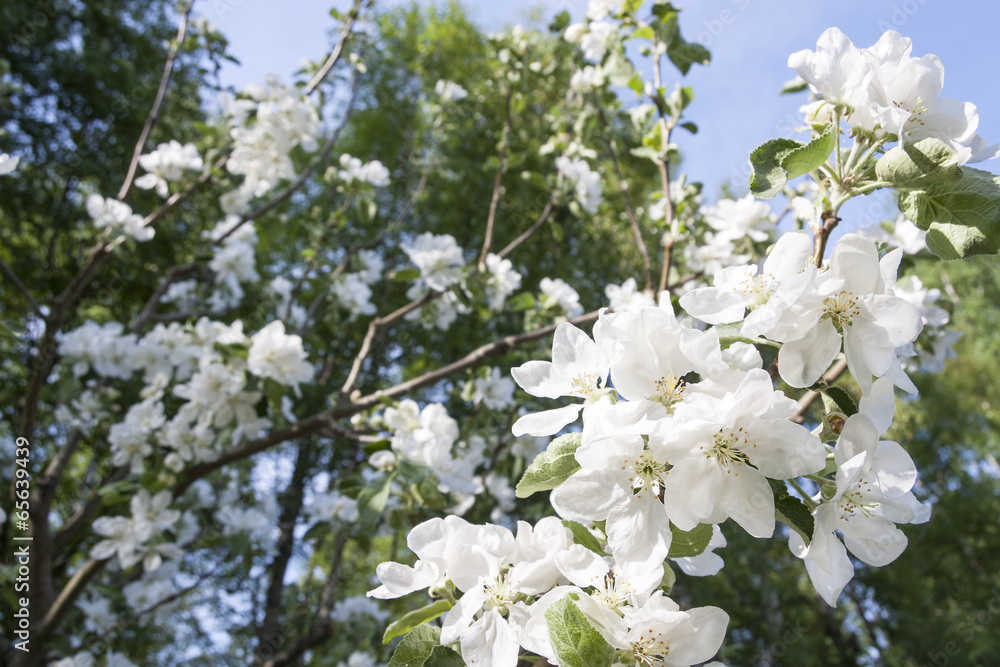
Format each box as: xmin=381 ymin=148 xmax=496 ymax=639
xmin=304 ymin=0 xmax=363 ymax=96
xmin=0 ymin=255 xmax=44 ymax=318
xmin=117 ymin=1 xmax=196 ymax=202
xmin=479 ymin=86 xmax=514 ymax=263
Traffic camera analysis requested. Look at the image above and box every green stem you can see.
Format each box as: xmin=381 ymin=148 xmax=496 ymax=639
xmin=788 ymin=478 xmax=818 ymax=509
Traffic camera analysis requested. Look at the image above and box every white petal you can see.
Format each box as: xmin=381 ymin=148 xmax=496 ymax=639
xmin=511 ymin=404 xmax=582 ymax=437
xmin=778 ymin=320 xmax=841 ymax=388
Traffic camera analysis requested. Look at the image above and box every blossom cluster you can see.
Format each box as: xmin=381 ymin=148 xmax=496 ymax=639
xmin=370 ymin=515 xmax=728 ymax=667
xmin=789 ymin=28 xmax=998 ymax=164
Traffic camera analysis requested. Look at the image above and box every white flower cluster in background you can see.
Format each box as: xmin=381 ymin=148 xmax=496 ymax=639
xmin=383 ymin=399 xmax=484 ymax=501
xmin=135 ymin=140 xmax=203 ymax=197
xmin=86 ymin=194 xmax=154 ymax=242
xmin=337 ymin=153 xmax=391 ymax=188
xmin=224 ymin=74 xmax=321 ymax=209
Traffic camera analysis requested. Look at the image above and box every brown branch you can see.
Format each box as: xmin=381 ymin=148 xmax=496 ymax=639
xmin=597 ymin=108 xmax=653 ymax=292
xmin=129 ymin=263 xmax=198 ymax=332
xmin=117 ymin=1 xmax=196 ymax=202
xmin=0 ymin=255 xmax=44 ymax=317
xmin=176 ymin=310 xmax=601 ymax=494
xmin=303 ymin=0 xmax=362 ymax=95
xmin=791 ymin=357 xmax=850 ymax=424
xmin=496 ymin=196 xmax=556 ymax=259
xmin=140 ymin=152 xmax=230 ymax=230
xmin=258 ymin=444 xmax=313 ymax=652
xmin=479 ymin=87 xmax=514 ymax=263
xmin=812 ymin=211 xmax=841 ymax=268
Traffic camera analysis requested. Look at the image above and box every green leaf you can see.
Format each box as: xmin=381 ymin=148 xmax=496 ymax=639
xmin=660 ymin=562 xmax=676 ymax=593
xmin=515 ymin=433 xmax=582 ymax=498
xmin=876 ymin=138 xmax=962 ymax=189
xmin=667 ymin=522 xmax=713 ymax=558
xmin=549 ymin=10 xmax=570 ymax=33
xmin=898 ymin=166 xmax=1000 ymax=259
xmin=748 ymin=138 xmax=801 ymax=199
xmin=769 ymin=479 xmax=815 ymax=545
xmin=383 ymin=600 xmax=454 ymax=644
xmin=667 ymin=35 xmax=711 ymax=75
xmin=425 ymin=646 xmax=465 ymax=667
xmin=631 ymin=25 xmax=655 ymax=41
xmin=545 ymin=597 xmax=616 ymax=667
xmin=390 ymin=267 xmax=422 ymax=282
xmin=388 ymin=625 xmax=455 ymax=667
xmin=781 ymin=77 xmax=809 ymax=94
xmin=561 ymin=520 xmax=607 ymax=556
xmin=629 ymin=146 xmax=662 ymax=164
xmin=680 ymin=121 xmax=698 ymax=134
xmin=824 ymin=386 xmax=858 ymax=417
xmin=357 ymin=472 xmax=395 ymax=525
xmin=507 ymin=292 xmax=535 ymax=312
xmin=627 ymin=74 xmax=644 ymax=95
xmin=781 ymin=124 xmax=836 ymax=180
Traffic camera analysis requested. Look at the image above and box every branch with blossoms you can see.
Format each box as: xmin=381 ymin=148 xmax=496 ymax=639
xmin=3 ymin=0 xmax=999 ymax=665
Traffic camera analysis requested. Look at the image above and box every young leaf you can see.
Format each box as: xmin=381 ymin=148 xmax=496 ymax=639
xmin=749 ymin=138 xmax=801 ymax=199
xmin=660 ymin=562 xmax=676 ymax=593
xmin=388 ymin=625 xmax=452 ymax=667
xmin=545 ymin=597 xmax=616 ymax=667
xmin=667 ymin=35 xmax=711 ymax=75
xmin=824 ymin=386 xmax=858 ymax=417
xmin=769 ymin=479 xmax=815 ymax=544
xmin=781 ymin=77 xmax=808 ymax=94
xmin=898 ymin=166 xmax=1000 ymax=259
xmin=383 ymin=600 xmax=454 ymax=644
xmin=561 ymin=520 xmax=607 ymax=556
xmin=667 ymin=522 xmax=713 ymax=558
xmin=875 ymin=137 xmax=962 ymax=188
xmin=781 ymin=124 xmax=836 ymax=180
xmin=515 ymin=433 xmax=582 ymax=498
xmin=357 ymin=472 xmax=395 ymax=525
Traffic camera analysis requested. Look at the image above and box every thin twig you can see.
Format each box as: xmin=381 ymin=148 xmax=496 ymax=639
xmin=597 ymin=108 xmax=653 ymax=292
xmin=479 ymin=86 xmax=514 ymax=263
xmin=0 ymin=255 xmax=44 ymax=317
xmin=117 ymin=1 xmax=196 ymax=202
xmin=304 ymin=0 xmax=362 ymax=95
xmin=791 ymin=357 xmax=850 ymax=424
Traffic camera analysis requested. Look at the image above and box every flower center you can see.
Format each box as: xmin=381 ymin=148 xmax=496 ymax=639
xmin=632 ymin=631 xmax=671 ymax=666
xmin=703 ymin=427 xmax=755 ymax=475
xmin=590 ymin=572 xmax=631 ymax=613
xmin=650 ymin=374 xmax=685 ymax=410
xmin=623 ymin=449 xmax=671 ymax=498
xmin=822 ymin=290 xmax=860 ymax=328
xmin=570 ymin=372 xmax=607 ymax=402
xmin=483 ymin=571 xmax=515 ymax=614
xmin=739 ymin=273 xmax=776 ymax=309
xmin=839 ymin=477 xmax=879 ymax=521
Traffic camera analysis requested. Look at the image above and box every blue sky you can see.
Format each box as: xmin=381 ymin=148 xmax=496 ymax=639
xmin=208 ymin=0 xmax=1000 ymax=232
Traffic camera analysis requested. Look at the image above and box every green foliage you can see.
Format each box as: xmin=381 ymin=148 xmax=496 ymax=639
xmin=383 ymin=600 xmax=454 ymax=644
xmin=768 ymin=479 xmax=815 ymax=545
xmin=667 ymin=522 xmax=714 ymax=558
xmin=388 ymin=625 xmax=464 ymax=667
xmin=898 ymin=166 xmax=1000 ymax=259
xmin=515 ymin=432 xmax=582 ymax=498
xmin=748 ymin=126 xmax=835 ymax=198
xmin=545 ymin=596 xmax=616 ymax=667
